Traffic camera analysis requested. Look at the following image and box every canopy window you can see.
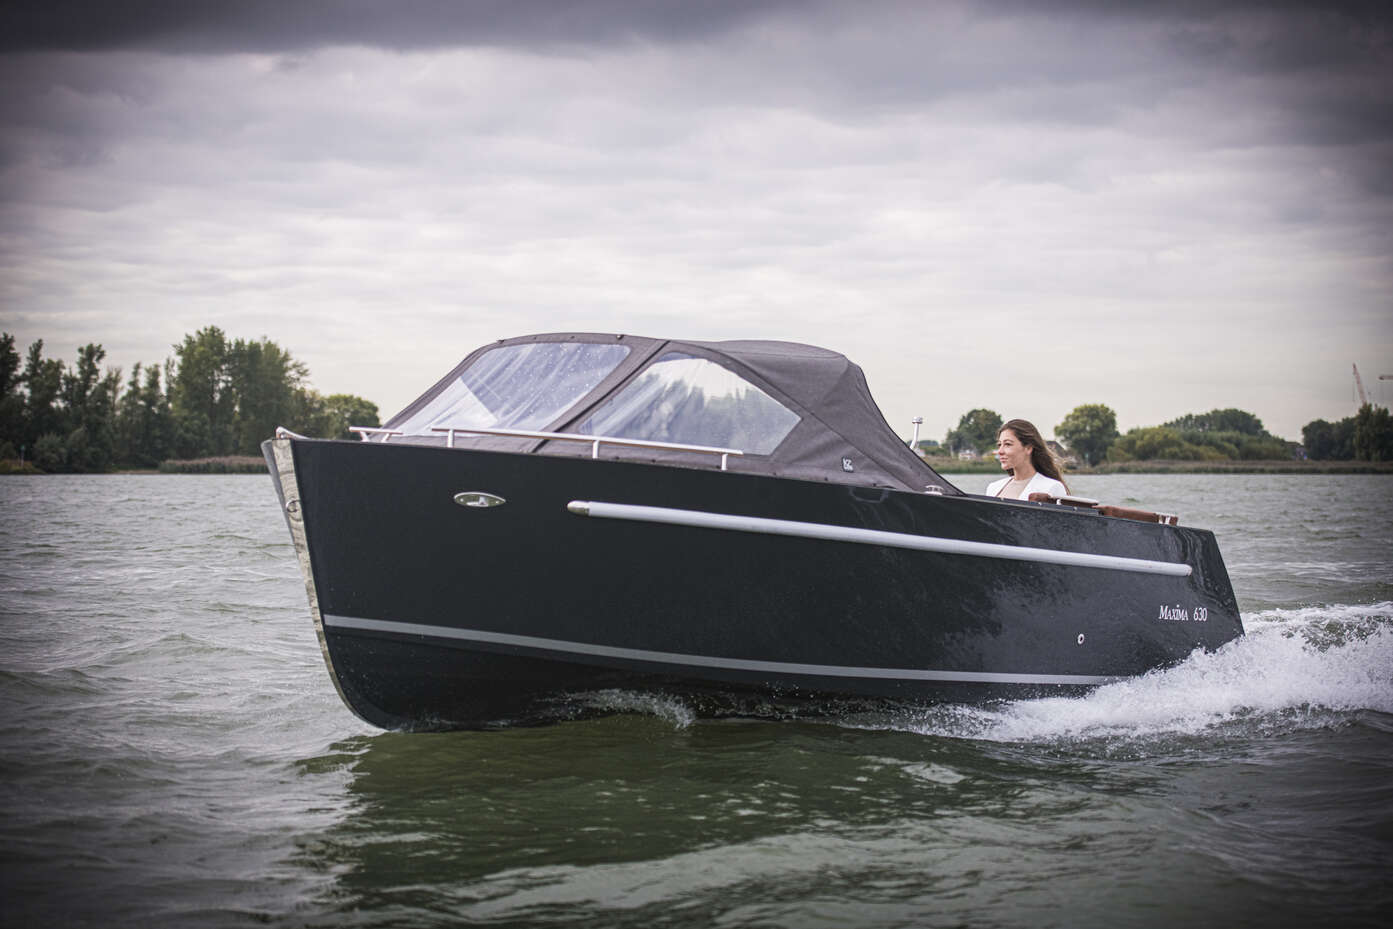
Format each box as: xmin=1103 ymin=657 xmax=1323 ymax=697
xmin=578 ymin=353 xmax=801 ymax=455
xmin=393 ymin=341 xmax=630 ymax=436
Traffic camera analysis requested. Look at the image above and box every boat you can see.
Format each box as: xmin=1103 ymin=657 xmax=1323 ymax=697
xmin=263 ymin=332 xmax=1243 ymax=730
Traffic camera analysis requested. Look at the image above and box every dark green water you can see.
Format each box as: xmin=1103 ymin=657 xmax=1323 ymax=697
xmin=2 ymin=474 xmax=1390 ymax=927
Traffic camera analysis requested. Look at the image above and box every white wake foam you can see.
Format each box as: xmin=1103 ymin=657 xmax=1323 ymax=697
xmin=900 ymin=602 xmax=1393 ymax=744
xmin=572 ymin=688 xmax=698 ymax=728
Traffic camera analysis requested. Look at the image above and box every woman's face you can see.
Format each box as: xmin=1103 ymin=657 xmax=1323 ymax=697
xmin=995 ymin=429 xmax=1031 ymax=472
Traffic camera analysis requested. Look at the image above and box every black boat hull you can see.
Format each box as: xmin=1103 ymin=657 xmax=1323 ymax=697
xmin=264 ymin=437 xmax=1242 ymax=730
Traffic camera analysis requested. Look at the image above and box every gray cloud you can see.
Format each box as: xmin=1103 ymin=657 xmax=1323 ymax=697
xmin=0 ymin=0 xmax=806 ymax=53
xmin=1 ymin=1 xmax=1390 ymax=440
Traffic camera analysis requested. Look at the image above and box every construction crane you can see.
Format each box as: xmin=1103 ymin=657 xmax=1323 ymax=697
xmin=1353 ymin=364 xmax=1393 ymax=408
xmin=1353 ymin=363 xmax=1369 ymax=407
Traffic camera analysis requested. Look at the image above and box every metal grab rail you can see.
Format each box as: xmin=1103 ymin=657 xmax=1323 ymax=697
xmin=568 ymin=500 xmax=1194 ymax=577
xmin=347 ymin=424 xmax=743 ymax=471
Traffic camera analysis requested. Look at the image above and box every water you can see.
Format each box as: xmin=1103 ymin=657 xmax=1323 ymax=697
xmin=1 ymin=473 xmax=1390 ymax=928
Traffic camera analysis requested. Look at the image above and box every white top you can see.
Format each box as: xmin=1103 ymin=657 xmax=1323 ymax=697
xmin=986 ymin=471 xmax=1069 ymax=500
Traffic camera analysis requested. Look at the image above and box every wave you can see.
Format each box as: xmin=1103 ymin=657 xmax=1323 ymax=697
xmin=565 ymin=689 xmax=699 ymax=728
xmin=894 ymin=601 xmax=1393 ymax=744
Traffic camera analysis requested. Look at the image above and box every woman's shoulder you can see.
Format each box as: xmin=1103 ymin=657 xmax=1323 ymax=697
xmin=985 ymin=476 xmax=1008 ymax=495
xmin=1035 ymin=474 xmax=1069 ymax=495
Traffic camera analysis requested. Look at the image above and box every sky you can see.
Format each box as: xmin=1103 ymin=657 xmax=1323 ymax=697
xmin=2 ymin=0 xmax=1391 ymax=443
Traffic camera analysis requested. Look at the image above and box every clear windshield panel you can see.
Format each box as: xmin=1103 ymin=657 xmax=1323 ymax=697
xmin=395 ymin=342 xmax=630 ymax=435
xmin=578 ymin=352 xmax=800 ymax=455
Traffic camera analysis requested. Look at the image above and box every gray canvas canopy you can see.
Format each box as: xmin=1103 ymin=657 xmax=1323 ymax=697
xmin=381 ymin=332 xmax=960 ymax=494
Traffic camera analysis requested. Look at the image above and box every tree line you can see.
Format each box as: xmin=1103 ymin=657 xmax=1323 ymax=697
xmin=1301 ymin=407 xmax=1393 ymax=461
xmin=0 ymin=328 xmax=380 ymax=473
xmin=926 ymin=403 xmax=1393 ymax=465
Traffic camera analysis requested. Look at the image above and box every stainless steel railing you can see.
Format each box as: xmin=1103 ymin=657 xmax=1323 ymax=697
xmin=348 ymin=427 xmax=402 ymax=441
xmin=347 ymin=425 xmax=743 ymax=471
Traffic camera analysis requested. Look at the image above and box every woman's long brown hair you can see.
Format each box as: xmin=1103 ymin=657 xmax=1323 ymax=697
xmin=999 ymin=418 xmax=1069 ymax=492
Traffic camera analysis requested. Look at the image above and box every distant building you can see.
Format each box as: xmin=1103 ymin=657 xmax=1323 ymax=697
xmin=957 ymin=448 xmax=979 ymax=461
xmin=1047 ymin=440 xmax=1080 ymax=467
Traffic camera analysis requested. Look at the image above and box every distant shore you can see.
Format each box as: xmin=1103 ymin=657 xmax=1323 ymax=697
xmin=925 ymin=457 xmax=1393 ymax=475
xmin=0 ymin=456 xmax=267 ymax=475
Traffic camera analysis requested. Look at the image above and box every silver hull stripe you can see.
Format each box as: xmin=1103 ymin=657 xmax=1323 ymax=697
xmin=323 ymin=614 xmax=1122 ymax=686
xmin=567 ymin=500 xmax=1193 ymax=577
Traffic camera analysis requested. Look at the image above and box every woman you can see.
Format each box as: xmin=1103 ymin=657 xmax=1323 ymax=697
xmin=985 ymin=419 xmax=1070 ymax=499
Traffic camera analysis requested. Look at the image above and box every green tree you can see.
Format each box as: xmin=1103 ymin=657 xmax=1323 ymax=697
xmin=1055 ymin=404 xmax=1118 ymax=466
xmin=1228 ymin=433 xmax=1293 ymax=460
xmin=60 ymin=344 xmax=104 ymax=419
xmin=288 ymin=388 xmax=330 ymax=439
xmin=1302 ymin=417 xmax=1355 ymax=460
xmin=169 ymin=326 xmax=235 ymax=457
xmin=318 ymin=393 xmax=380 ymax=440
xmin=1150 ymin=407 xmax=1291 ymax=461
xmin=944 ymin=408 xmax=1002 ymax=455
xmin=116 ymin=362 xmax=174 ymax=468
xmin=1164 ymin=408 xmax=1268 ymax=436
xmin=227 ymin=337 xmax=308 ymax=454
xmin=0 ymin=333 xmax=23 ymax=455
xmin=1109 ymin=426 xmax=1225 ymax=462
xmin=59 ymin=343 xmax=120 ymax=471
xmin=32 ymin=432 xmax=66 ymax=472
xmin=0 ymin=333 xmax=17 ymax=398
xmin=1353 ymin=404 xmax=1393 ymax=461
xmin=116 ymin=362 xmax=146 ymax=465
xmin=21 ymin=340 xmax=64 ymax=452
